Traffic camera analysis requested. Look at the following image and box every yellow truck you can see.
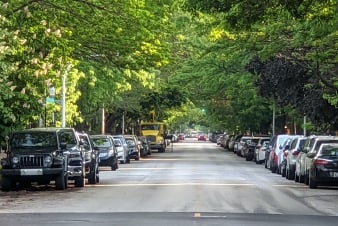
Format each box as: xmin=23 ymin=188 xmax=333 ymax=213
xmin=140 ymin=122 xmax=167 ymax=153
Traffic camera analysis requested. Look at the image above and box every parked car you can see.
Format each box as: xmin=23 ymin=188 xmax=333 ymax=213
xmin=177 ymin=134 xmax=185 ymax=141
xmin=285 ymin=136 xmax=306 ymax=180
xmin=1 ymin=128 xmax=81 ymax=191
xmin=242 ymin=137 xmax=268 ymax=161
xmin=237 ymin=136 xmax=253 ymax=157
xmin=59 ymin=128 xmax=86 ymax=188
xmin=112 ymin=135 xmax=130 ymax=164
xmin=233 ymin=135 xmax=243 ymax=154
xmin=124 ymin=135 xmax=140 ymax=161
xmin=254 ymin=137 xmax=271 ymax=164
xmin=198 ymin=134 xmax=207 ymax=141
xmin=279 ymin=136 xmax=300 ymax=177
xmin=138 ymin=136 xmax=151 ymax=156
xmin=77 ymin=132 xmax=100 ymax=184
xmin=303 ymin=136 xmax=338 ymax=185
xmin=267 ymin=134 xmax=291 ymax=173
xmin=90 ymin=134 xmax=118 ymax=171
xmin=228 ymin=135 xmax=237 ymax=152
xmin=306 ymin=143 xmax=338 ymax=188
xmin=295 ymin=135 xmax=338 ymax=183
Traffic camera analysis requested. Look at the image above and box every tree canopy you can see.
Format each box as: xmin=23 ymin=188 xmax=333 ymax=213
xmin=1 ymin=0 xmax=338 ymax=139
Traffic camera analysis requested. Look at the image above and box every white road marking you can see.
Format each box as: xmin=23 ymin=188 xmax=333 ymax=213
xmin=86 ymin=183 xmax=256 ymax=187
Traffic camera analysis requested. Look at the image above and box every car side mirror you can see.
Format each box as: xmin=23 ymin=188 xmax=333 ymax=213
xmin=307 ymin=152 xmax=316 ymax=158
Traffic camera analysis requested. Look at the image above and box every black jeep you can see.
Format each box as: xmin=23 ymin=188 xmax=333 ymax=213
xmin=0 ymin=128 xmax=82 ymax=191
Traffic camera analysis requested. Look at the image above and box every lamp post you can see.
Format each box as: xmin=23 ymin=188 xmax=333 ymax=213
xmin=44 ymin=82 xmax=56 ymax=127
xmin=61 ymin=64 xmax=72 ymax=128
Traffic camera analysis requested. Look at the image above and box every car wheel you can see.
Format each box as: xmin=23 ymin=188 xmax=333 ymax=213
xmin=1 ymin=176 xmax=14 ymax=192
xmin=288 ymin=169 xmax=295 ymax=180
xmin=281 ymin=166 xmax=286 ymax=177
xmin=88 ymin=164 xmax=97 ymax=184
xmin=112 ymin=160 xmax=118 ymax=170
xmin=309 ymin=173 xmax=317 ymax=189
xmin=304 ymin=172 xmax=309 ymax=185
xmin=75 ymin=165 xmax=85 ymax=187
xmin=285 ymin=168 xmax=289 ymax=179
xmin=271 ymin=165 xmax=277 ymax=173
xmin=55 ymin=172 xmax=66 ymax=190
xmin=245 ymin=155 xmax=252 ymax=161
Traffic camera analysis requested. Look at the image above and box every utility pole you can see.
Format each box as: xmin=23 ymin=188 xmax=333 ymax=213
xmin=61 ymin=64 xmax=72 ymax=128
xmin=101 ymin=107 xmax=105 ymax=134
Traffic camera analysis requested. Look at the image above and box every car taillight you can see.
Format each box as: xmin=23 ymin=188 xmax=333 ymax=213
xmin=292 ymin=150 xmax=299 ymax=156
xmin=273 ymin=152 xmax=278 ymax=163
xmin=314 ymin=158 xmax=331 ymax=166
xmin=284 ymin=151 xmax=289 ymax=158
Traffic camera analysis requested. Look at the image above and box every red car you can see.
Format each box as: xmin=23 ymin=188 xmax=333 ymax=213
xmin=178 ymin=134 xmax=185 ymax=140
xmin=198 ymin=135 xmax=207 ymax=141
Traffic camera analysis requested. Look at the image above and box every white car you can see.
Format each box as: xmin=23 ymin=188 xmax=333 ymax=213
xmin=112 ymin=135 xmax=130 ymax=164
xmin=254 ymin=138 xmax=271 ymax=164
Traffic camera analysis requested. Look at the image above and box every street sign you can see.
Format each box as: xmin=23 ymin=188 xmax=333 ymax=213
xmin=46 ymin=97 xmax=55 ymax=104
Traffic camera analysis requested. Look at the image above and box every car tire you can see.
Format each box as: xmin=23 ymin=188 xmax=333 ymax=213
xmin=88 ymin=164 xmax=97 ymax=184
xmin=1 ymin=176 xmax=14 ymax=192
xmin=112 ymin=160 xmax=118 ymax=171
xmin=309 ymin=174 xmax=317 ymax=189
xmin=75 ymin=166 xmax=85 ymax=187
xmin=281 ymin=167 xmax=286 ymax=177
xmin=271 ymin=165 xmax=277 ymax=173
xmin=288 ymin=170 xmax=295 ymax=180
xmin=304 ymin=172 xmax=309 ymax=185
xmin=55 ymin=173 xmax=66 ymax=190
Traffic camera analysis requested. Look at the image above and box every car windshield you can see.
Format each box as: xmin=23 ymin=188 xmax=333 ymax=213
xmin=320 ymin=146 xmax=338 ymax=156
xmin=141 ymin=125 xmax=159 ymax=130
xmin=92 ymin=138 xmax=112 ymax=148
xmin=113 ymin=139 xmax=122 ymax=147
xmin=125 ymin=138 xmax=136 ymax=146
xmin=10 ymin=132 xmax=57 ymax=149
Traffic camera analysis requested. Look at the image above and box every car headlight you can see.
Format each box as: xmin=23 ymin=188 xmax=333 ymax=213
xmin=12 ymin=156 xmax=19 ymax=164
xmin=84 ymin=152 xmax=91 ymax=161
xmin=45 ymin=155 xmax=52 ymax=164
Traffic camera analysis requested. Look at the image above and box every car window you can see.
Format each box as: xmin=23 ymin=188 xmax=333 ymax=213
xmin=320 ymin=146 xmax=338 ymax=156
xmin=92 ymin=138 xmax=112 ymax=148
xmin=10 ymin=132 xmax=57 ymax=149
xmin=312 ymin=139 xmax=338 ymax=153
xmin=59 ymin=131 xmax=77 ymax=146
xmin=126 ymin=139 xmax=136 ymax=146
xmin=113 ymin=139 xmax=122 ymax=147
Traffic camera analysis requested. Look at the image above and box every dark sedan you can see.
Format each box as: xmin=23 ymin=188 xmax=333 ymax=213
xmin=90 ymin=135 xmax=119 ymax=171
xmin=307 ymin=143 xmax=338 ymax=188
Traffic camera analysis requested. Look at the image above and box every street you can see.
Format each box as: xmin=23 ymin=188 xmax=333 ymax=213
xmin=0 ymin=139 xmax=337 ymax=225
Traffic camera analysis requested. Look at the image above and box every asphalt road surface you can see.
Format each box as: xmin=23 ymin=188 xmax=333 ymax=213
xmin=0 ymin=139 xmax=337 ymax=226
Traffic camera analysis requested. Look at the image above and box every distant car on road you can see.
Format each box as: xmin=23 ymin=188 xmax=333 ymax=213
xmin=198 ymin=134 xmax=207 ymax=141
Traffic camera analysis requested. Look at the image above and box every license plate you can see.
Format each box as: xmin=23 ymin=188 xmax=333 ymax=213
xmin=99 ymin=153 xmax=107 ymax=157
xmin=333 ymin=172 xmax=338 ymax=178
xmin=20 ymin=169 xmax=43 ymax=176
